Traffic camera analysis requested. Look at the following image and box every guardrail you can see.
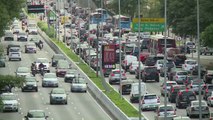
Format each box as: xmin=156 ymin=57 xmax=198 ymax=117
xmin=37 ymin=28 xmax=133 ymax=120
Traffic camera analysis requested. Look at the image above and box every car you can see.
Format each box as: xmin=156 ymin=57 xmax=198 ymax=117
xmin=190 ymin=79 xmax=206 ymax=94
xmin=130 ymin=82 xmax=147 ymax=103
xmin=129 ymin=61 xmax=143 ymax=74
xmin=12 ymin=26 xmax=22 ymax=34
xmin=168 ymin=85 xmax=186 ymax=103
xmin=182 ymin=59 xmax=197 ymax=72
xmin=185 ymin=75 xmax=197 ymax=86
xmin=49 ymin=88 xmax=68 ymax=104
xmin=115 ymin=49 xmax=125 ymax=63
xmin=7 ymin=44 xmax=20 ymax=55
xmin=42 ymin=73 xmax=59 ymax=87
xmin=176 ymin=89 xmax=197 ymax=108
xmin=24 ymin=110 xmax=49 ymax=120
xmin=15 ymin=67 xmax=31 ymax=77
xmin=160 ymin=60 xmax=176 ymax=77
xmin=21 ymin=76 xmax=38 ymax=92
xmin=71 ymin=77 xmax=87 ymax=92
xmin=171 ymin=71 xmax=188 ymax=84
xmin=34 ymin=58 xmax=50 ymax=73
xmin=203 ymin=84 xmax=213 ymax=100
xmin=173 ymin=54 xmax=187 ymax=68
xmin=121 ymin=55 xmax=137 ymax=71
xmin=4 ymin=30 xmax=14 ymax=41
xmin=29 ymin=35 xmax=40 ymax=45
xmin=17 ymin=31 xmax=28 ymax=41
xmin=209 ymin=112 xmax=213 ymax=120
xmin=160 ymin=81 xmax=177 ymax=96
xmin=204 ymin=71 xmax=213 ymax=84
xmin=144 ymin=54 xmax=164 ymax=66
xmin=64 ymin=69 xmax=78 ymax=83
xmin=56 ymin=60 xmax=71 ymax=77
xmin=118 ymin=79 xmax=138 ymax=95
xmin=0 ymin=93 xmax=18 ymax=112
xmin=0 ymin=55 xmax=6 ymax=67
xmin=8 ymin=47 xmax=22 ymax=61
xmin=155 ymin=104 xmax=176 ymax=117
xmin=200 ymin=47 xmax=213 ymax=55
xmin=141 ymin=94 xmax=160 ymax=111
xmin=102 ymin=68 xmax=114 ymax=77
xmin=51 ymin=54 xmax=66 ymax=67
xmin=186 ymin=100 xmax=209 ymax=118
xmin=155 ymin=60 xmax=164 ymax=71
xmin=191 ymin=65 xmax=207 ymax=78
xmin=172 ymin=116 xmax=190 ymax=120
xmin=207 ymin=91 xmax=213 ymax=107
xmin=25 ymin=42 xmax=37 ymax=53
xmin=108 ymin=69 xmax=127 ymax=85
xmin=141 ymin=66 xmax=159 ymax=82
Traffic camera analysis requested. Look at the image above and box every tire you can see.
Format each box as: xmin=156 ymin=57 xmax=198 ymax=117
xmin=65 ymin=101 xmax=67 ymax=105
xmin=15 ymin=109 xmax=18 ymax=112
xmin=22 ymin=89 xmax=24 ymax=92
xmin=50 ymin=101 xmax=53 ymax=105
xmin=19 ymin=58 xmax=21 ymax=61
xmin=156 ymin=77 xmax=159 ymax=82
xmin=35 ymin=88 xmax=38 ymax=92
xmin=9 ymin=58 xmax=11 ymax=61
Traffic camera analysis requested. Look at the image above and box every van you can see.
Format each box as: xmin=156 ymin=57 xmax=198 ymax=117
xmin=130 ymin=82 xmax=147 ymax=103
xmin=8 ymin=47 xmax=21 ymax=61
xmin=118 ymin=79 xmax=138 ymax=95
xmin=121 ymin=55 xmax=137 ymax=71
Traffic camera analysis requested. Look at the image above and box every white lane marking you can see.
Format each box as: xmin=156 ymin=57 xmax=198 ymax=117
xmin=46 ymin=107 xmax=49 ymax=110
xmin=78 ymin=112 xmax=80 ymax=115
xmin=82 ymin=118 xmax=84 ymax=120
xmin=48 ymin=112 xmax=51 ymax=114
xmin=74 ymin=107 xmax=77 ymax=109
xmin=51 ymin=118 xmax=54 ymax=120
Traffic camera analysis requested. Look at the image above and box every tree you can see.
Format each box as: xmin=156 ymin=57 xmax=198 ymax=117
xmin=201 ymin=24 xmax=213 ymax=48
xmin=0 ymin=0 xmax=25 ymax=37
xmin=0 ymin=75 xmax=26 ymax=90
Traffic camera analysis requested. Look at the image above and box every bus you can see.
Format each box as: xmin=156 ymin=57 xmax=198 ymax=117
xmin=95 ymin=8 xmax=109 ymax=21
xmin=149 ymin=34 xmax=176 ymax=54
xmin=112 ymin=15 xmax=131 ymax=32
xmin=90 ymin=12 xmax=103 ymax=24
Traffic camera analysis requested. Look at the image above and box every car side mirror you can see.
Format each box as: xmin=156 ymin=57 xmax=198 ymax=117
xmin=24 ymin=116 xmax=27 ymax=118
xmin=45 ymin=116 xmax=49 ymax=119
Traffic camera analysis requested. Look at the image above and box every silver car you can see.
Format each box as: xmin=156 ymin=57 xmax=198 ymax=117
xmin=17 ymin=31 xmax=28 ymax=41
xmin=24 ymin=110 xmax=48 ymax=120
xmin=108 ymin=69 xmax=127 ymax=85
xmin=156 ymin=104 xmax=176 ymax=117
xmin=15 ymin=67 xmax=31 ymax=77
xmin=49 ymin=88 xmax=68 ymax=104
xmin=0 ymin=93 xmax=19 ymax=112
xmin=71 ymin=77 xmax=87 ymax=93
xmin=186 ymin=100 xmax=209 ymax=118
xmin=172 ymin=71 xmax=188 ymax=84
xmin=141 ymin=94 xmax=160 ymax=111
xmin=42 ymin=73 xmax=59 ymax=87
xmin=64 ymin=69 xmax=78 ymax=83
xmin=22 ymin=76 xmax=38 ymax=92
xmin=190 ymin=79 xmax=205 ymax=94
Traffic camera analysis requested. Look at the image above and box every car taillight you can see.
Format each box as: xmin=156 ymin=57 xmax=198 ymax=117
xmin=163 ymin=86 xmax=165 ymax=89
xmin=205 ymin=89 xmax=208 ymax=93
xmin=171 ymin=88 xmax=174 ymax=93
xmin=178 ymin=92 xmax=182 ymax=96
xmin=111 ymin=73 xmax=115 ymax=76
xmin=157 ymin=97 xmax=160 ymax=103
xmin=176 ymin=76 xmax=178 ymax=79
xmin=210 ymin=97 xmax=213 ymax=100
xmin=174 ymin=109 xmax=176 ymax=115
xmin=130 ymin=66 xmax=133 ymax=69
xmin=122 ymin=73 xmax=126 ymax=77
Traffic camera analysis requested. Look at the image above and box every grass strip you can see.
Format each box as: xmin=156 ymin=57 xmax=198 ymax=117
xmin=38 ymin=21 xmax=139 ymax=117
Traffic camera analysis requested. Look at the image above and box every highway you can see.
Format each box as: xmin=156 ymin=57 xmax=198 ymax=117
xmin=0 ymin=34 xmax=112 ymax=120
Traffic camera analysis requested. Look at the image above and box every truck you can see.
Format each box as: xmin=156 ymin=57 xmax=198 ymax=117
xmin=27 ymin=19 xmax=37 ymax=35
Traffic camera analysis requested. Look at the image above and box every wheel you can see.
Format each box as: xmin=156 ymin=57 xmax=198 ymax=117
xmin=211 ymin=53 xmax=213 ymax=55
xmin=19 ymin=58 xmax=21 ymax=61
xmin=65 ymin=101 xmax=67 ymax=105
xmin=84 ymin=90 xmax=87 ymax=93
xmin=22 ymin=89 xmax=24 ymax=92
xmin=50 ymin=101 xmax=53 ymax=105
xmin=156 ymin=77 xmax=159 ymax=82
xmin=9 ymin=58 xmax=11 ymax=61
xmin=35 ymin=88 xmax=38 ymax=92
xmin=15 ymin=109 xmax=18 ymax=112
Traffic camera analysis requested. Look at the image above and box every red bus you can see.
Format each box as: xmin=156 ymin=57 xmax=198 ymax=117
xmin=149 ymin=34 xmax=176 ymax=54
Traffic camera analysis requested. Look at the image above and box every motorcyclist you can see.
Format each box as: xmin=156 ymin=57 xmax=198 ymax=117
xmin=38 ymin=40 xmax=43 ymax=50
xmin=31 ymin=62 xmax=36 ymax=76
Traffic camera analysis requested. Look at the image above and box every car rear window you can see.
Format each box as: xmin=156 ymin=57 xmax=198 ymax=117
xmin=186 ymin=61 xmax=196 ymax=65
xmin=144 ymin=95 xmax=157 ymax=99
xmin=113 ymin=70 xmax=124 ymax=74
xmin=208 ymin=86 xmax=213 ymax=89
xmin=177 ymin=72 xmax=187 ymax=75
xmin=145 ymin=67 xmax=157 ymax=72
xmin=159 ymin=106 xmax=173 ymax=112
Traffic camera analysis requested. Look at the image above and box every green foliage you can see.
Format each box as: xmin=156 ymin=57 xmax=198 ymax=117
xmin=201 ymin=24 xmax=213 ymax=48
xmin=0 ymin=0 xmax=25 ymax=37
xmin=0 ymin=75 xmax=26 ymax=89
xmin=37 ymin=22 xmax=55 ymax=38
xmin=0 ymin=44 xmax=4 ymax=56
xmin=38 ymin=22 xmax=139 ymax=117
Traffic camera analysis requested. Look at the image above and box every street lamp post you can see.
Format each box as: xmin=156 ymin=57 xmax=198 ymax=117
xmin=88 ymin=0 xmax=91 ymax=70
xmin=70 ymin=0 xmax=73 ymax=49
xmin=137 ymin=0 xmax=142 ymax=120
xmin=196 ymin=0 xmax=202 ymax=119
xmin=118 ymin=0 xmax=122 ymax=98
xmin=164 ymin=0 xmax=168 ymax=119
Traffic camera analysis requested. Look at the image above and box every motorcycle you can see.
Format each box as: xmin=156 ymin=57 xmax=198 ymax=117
xmin=39 ymin=67 xmax=45 ymax=76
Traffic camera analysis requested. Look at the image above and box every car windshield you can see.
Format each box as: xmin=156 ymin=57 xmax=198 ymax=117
xmin=1 ymin=94 xmax=16 ymax=100
xmin=159 ymin=106 xmax=173 ymax=112
xmin=192 ymin=101 xmax=206 ymax=106
xmin=44 ymin=73 xmax=56 ymax=78
xmin=122 ymin=84 xmax=131 ymax=90
xmin=186 ymin=61 xmax=196 ymax=65
xmin=28 ymin=111 xmax=45 ymax=118
xmin=19 ymin=32 xmax=26 ymax=35
xmin=36 ymin=58 xmax=49 ymax=63
xmin=158 ymin=60 xmax=164 ymax=64
xmin=26 ymin=77 xmax=36 ymax=82
xmin=192 ymin=80 xmax=204 ymax=85
xmin=18 ymin=67 xmax=29 ymax=73
xmin=52 ymin=89 xmax=65 ymax=94
xmin=166 ymin=82 xmax=177 ymax=86
xmin=113 ymin=70 xmax=124 ymax=74
xmin=73 ymin=78 xmax=85 ymax=84
xmin=177 ymin=72 xmax=187 ymax=75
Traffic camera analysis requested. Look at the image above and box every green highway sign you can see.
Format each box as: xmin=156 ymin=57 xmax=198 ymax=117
xmin=48 ymin=10 xmax=57 ymax=20
xmin=132 ymin=18 xmax=165 ymax=32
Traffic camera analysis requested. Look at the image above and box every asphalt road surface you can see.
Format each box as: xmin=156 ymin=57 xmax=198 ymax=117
xmin=0 ymin=34 xmax=112 ymax=120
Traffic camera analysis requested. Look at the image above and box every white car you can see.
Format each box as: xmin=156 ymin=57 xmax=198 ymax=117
xmin=0 ymin=93 xmax=18 ymax=112
xmin=186 ymin=100 xmax=209 ymax=118
xmin=17 ymin=32 xmax=28 ymax=41
xmin=156 ymin=104 xmax=176 ymax=117
xmin=155 ymin=60 xmax=164 ymax=71
xmin=24 ymin=110 xmax=48 ymax=120
xmin=34 ymin=58 xmax=50 ymax=72
xmin=13 ymin=26 xmax=22 ymax=34
xmin=207 ymin=91 xmax=213 ymax=106
xmin=129 ymin=61 xmax=143 ymax=74
xmin=141 ymin=94 xmax=160 ymax=111
xmin=15 ymin=66 xmax=31 ymax=77
xmin=160 ymin=81 xmax=177 ymax=96
xmin=42 ymin=73 xmax=59 ymax=87
xmin=71 ymin=77 xmax=87 ymax=92
xmin=182 ymin=59 xmax=197 ymax=71
xmin=49 ymin=88 xmax=67 ymax=104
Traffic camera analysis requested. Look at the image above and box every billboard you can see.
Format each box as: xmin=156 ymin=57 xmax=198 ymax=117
xmin=27 ymin=5 xmax=45 ymax=13
xmin=102 ymin=44 xmax=116 ymax=69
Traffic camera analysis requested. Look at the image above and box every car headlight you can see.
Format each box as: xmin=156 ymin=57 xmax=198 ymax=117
xmin=33 ymin=84 xmax=37 ymax=87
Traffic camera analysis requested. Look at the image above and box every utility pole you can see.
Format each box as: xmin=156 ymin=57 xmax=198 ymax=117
xmin=118 ymin=0 xmax=122 ymax=98
xmin=163 ymin=0 xmax=168 ymax=119
xmin=70 ymin=0 xmax=73 ymax=49
xmin=137 ymin=0 xmax=142 ymax=120
xmin=88 ymin=0 xmax=91 ymax=71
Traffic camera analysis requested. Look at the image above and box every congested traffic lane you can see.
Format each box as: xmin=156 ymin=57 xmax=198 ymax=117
xmin=105 ymin=68 xmax=213 ymax=120
xmin=0 ymin=34 xmax=112 ymax=120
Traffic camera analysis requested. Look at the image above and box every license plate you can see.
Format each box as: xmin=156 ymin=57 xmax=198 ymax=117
xmin=28 ymin=87 xmax=32 ymax=89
